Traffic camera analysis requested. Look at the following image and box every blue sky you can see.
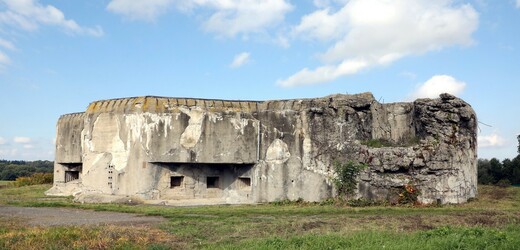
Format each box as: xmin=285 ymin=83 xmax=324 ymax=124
xmin=0 ymin=0 xmax=519 ymax=161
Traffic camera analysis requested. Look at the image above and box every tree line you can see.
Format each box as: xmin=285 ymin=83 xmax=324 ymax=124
xmin=478 ymin=135 xmax=520 ymax=186
xmin=0 ymin=160 xmax=53 ymax=180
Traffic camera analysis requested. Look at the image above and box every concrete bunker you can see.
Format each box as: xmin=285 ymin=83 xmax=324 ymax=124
xmin=152 ymin=163 xmax=254 ymax=202
xmin=170 ymin=176 xmax=183 ymax=188
xmin=46 ymin=93 xmax=478 ymax=205
xmin=59 ymin=163 xmax=82 ymax=183
xmin=206 ymin=176 xmax=219 ymax=188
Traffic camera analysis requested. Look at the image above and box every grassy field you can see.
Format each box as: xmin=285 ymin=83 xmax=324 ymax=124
xmin=1 ymin=185 xmax=519 ymax=249
xmin=0 ymin=180 xmax=12 ymax=186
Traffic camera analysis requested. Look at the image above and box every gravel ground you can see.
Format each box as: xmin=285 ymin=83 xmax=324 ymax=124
xmin=0 ymin=206 xmax=166 ymax=227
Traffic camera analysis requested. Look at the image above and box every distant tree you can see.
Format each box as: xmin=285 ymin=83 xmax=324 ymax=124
xmin=477 ymin=135 xmax=520 ymax=186
xmin=502 ymin=159 xmax=513 ymax=180
xmin=518 ymin=134 xmax=520 ymax=154
xmin=0 ymin=160 xmax=53 ymax=180
xmin=489 ymin=158 xmax=504 ymax=182
xmin=509 ymin=155 xmax=520 ymax=185
xmin=478 ymin=159 xmax=495 ymax=184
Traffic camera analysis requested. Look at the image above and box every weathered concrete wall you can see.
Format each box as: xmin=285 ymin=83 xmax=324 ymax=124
xmin=55 ymin=113 xmax=84 ymax=164
xmin=47 ymin=93 xmax=477 ymax=205
xmin=152 ymin=163 xmax=253 ymax=203
xmin=47 ymin=113 xmax=85 ymax=196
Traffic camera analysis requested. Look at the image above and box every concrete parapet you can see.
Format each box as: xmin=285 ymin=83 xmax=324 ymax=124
xmin=85 ymin=96 xmax=263 ymax=114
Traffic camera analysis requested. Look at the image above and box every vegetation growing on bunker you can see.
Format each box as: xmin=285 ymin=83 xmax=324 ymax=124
xmin=361 ymin=137 xmax=421 ymax=148
xmin=332 ymin=161 xmax=367 ymax=198
xmin=398 ymin=183 xmax=421 ymax=205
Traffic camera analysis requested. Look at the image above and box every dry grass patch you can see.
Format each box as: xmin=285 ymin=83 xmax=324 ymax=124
xmin=461 ymin=185 xmax=519 ymax=210
xmin=0 ymin=223 xmax=183 ymax=250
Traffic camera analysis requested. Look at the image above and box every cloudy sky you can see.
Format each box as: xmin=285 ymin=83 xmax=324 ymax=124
xmin=0 ymin=0 xmax=519 ymax=161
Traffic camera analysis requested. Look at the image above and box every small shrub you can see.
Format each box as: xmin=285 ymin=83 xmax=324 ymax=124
xmin=398 ymin=183 xmax=421 ymax=205
xmin=361 ymin=139 xmax=393 ymax=148
xmin=13 ymin=177 xmax=32 ymax=187
xmin=404 ymin=136 xmax=421 ymax=146
xmin=332 ymin=161 xmax=367 ymax=199
xmin=496 ymin=179 xmax=511 ymax=188
xmin=318 ymin=198 xmax=336 ymax=206
xmin=467 ymin=197 xmax=478 ymax=203
xmin=347 ymin=198 xmax=383 ymax=207
xmin=361 ymin=137 xmax=420 ymax=148
xmin=271 ymin=198 xmax=305 ymax=206
xmin=14 ymin=173 xmax=53 ymax=187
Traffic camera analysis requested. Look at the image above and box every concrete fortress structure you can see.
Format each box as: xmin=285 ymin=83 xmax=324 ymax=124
xmin=46 ymin=93 xmax=478 ymax=205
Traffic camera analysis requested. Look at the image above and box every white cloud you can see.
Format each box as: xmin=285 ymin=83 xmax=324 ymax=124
xmin=312 ymin=0 xmax=348 ymax=8
xmin=0 ymin=137 xmax=5 ymax=145
xmin=107 ymin=0 xmax=292 ymax=37
xmin=14 ymin=137 xmax=31 ymax=144
xmin=229 ymin=52 xmax=251 ymax=68
xmin=313 ymin=0 xmax=330 ymax=8
xmin=0 ymin=0 xmax=102 ymax=71
xmin=517 ymin=0 xmax=520 ymax=8
xmin=198 ymin=0 xmax=293 ymax=37
xmin=401 ymin=71 xmax=417 ymax=80
xmin=292 ymin=7 xmax=346 ymax=42
xmin=410 ymin=75 xmax=466 ymax=99
xmin=0 ymin=148 xmax=18 ymax=158
xmin=0 ymin=137 xmax=54 ymax=160
xmin=0 ymin=38 xmax=15 ymax=69
xmin=0 ymin=38 xmax=16 ymax=51
xmin=0 ymin=50 xmax=10 ymax=68
xmin=0 ymin=0 xmax=103 ymax=36
xmin=478 ymin=133 xmax=506 ymax=148
xmin=281 ymin=0 xmax=478 ymax=87
xmin=277 ymin=59 xmax=369 ymax=87
xmin=107 ymin=0 xmax=174 ymax=21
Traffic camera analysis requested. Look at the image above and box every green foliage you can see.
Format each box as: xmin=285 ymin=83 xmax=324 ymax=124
xmin=517 ymin=134 xmax=520 ymax=154
xmin=332 ymin=161 xmax=366 ymax=198
xmin=0 ymin=160 xmax=53 ymax=180
xmin=210 ymin=226 xmax=520 ymax=250
xmin=270 ymin=197 xmax=384 ymax=207
xmin=479 ymin=136 xmax=520 ymax=186
xmin=496 ymin=179 xmax=512 ymax=188
xmin=361 ymin=137 xmax=421 ymax=148
xmin=478 ymin=156 xmax=520 ymax=185
xmin=416 ymin=226 xmax=517 ymax=250
xmin=362 ymin=139 xmax=393 ymax=148
xmin=13 ymin=173 xmax=53 ymax=187
xmin=271 ymin=198 xmax=305 ymax=206
xmin=346 ymin=198 xmax=383 ymax=207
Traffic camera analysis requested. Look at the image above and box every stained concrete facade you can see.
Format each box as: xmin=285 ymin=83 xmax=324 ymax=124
xmin=46 ymin=93 xmax=478 ymax=205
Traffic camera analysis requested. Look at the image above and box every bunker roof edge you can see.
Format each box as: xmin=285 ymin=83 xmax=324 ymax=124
xmin=59 ymin=92 xmax=466 ymax=116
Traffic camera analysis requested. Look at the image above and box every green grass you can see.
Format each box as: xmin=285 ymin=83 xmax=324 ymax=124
xmin=1 ymin=185 xmax=519 ymax=249
xmin=0 ymin=180 xmax=13 ymax=187
xmin=210 ymin=225 xmax=520 ymax=250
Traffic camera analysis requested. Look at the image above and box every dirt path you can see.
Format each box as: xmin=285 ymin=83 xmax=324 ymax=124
xmin=0 ymin=206 xmax=166 ymax=227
